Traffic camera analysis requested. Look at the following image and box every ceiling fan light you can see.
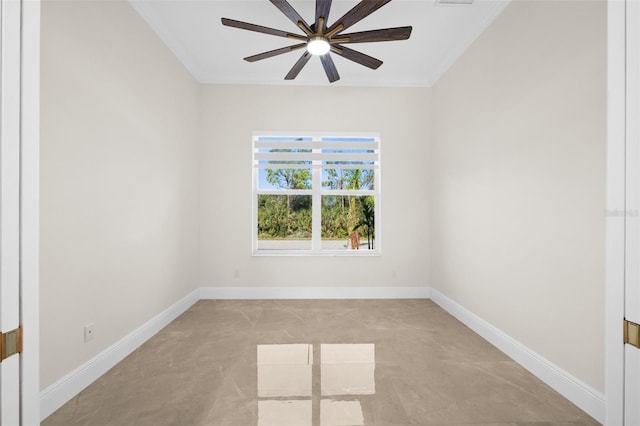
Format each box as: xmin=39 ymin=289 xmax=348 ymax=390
xmin=307 ymin=37 xmax=330 ymax=56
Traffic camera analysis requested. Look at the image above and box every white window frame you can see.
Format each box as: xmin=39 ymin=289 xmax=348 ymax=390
xmin=252 ymin=131 xmax=381 ymax=256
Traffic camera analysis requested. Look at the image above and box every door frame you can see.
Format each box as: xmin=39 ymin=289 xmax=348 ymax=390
xmin=606 ymin=0 xmax=630 ymax=424
xmin=18 ymin=0 xmax=39 ymax=424
xmin=1 ymin=0 xmax=24 ymax=422
xmin=21 ymin=0 xmax=40 ymax=423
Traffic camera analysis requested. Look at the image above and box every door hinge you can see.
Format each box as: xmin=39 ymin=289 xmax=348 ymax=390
xmin=0 ymin=326 xmax=23 ymax=362
xmin=624 ymin=319 xmax=640 ymax=348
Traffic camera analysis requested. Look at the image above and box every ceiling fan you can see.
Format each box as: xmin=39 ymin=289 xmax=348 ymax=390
xmin=221 ymin=0 xmax=412 ymax=83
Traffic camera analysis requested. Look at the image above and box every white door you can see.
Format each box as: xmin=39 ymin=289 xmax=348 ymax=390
xmin=0 ymin=0 xmax=23 ymax=424
xmin=1 ymin=0 xmax=39 ymax=424
xmin=626 ymin=0 xmax=640 ymax=424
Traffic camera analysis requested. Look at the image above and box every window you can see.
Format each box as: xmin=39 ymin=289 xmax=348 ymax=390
xmin=253 ymin=132 xmax=380 ymax=255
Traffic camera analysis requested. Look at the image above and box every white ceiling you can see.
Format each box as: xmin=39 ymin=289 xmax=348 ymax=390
xmin=130 ymin=0 xmax=510 ymax=87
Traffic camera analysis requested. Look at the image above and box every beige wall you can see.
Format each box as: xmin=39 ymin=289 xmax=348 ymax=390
xmin=40 ymin=1 xmax=200 ymax=389
xmin=40 ymin=0 xmax=607 ymax=404
xmin=199 ymin=85 xmax=430 ymax=287
xmin=429 ymin=0 xmax=606 ymax=392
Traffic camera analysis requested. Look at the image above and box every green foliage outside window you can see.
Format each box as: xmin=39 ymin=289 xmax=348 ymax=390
xmin=257 ymin=167 xmax=375 ymax=248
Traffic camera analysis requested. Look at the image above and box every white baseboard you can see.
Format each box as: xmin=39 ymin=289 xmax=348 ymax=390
xmin=41 ymin=286 xmax=604 ymax=425
xmin=40 ymin=286 xmax=428 ymax=421
xmin=39 ymin=289 xmax=200 ymax=422
xmin=198 ymin=286 xmax=431 ymax=300
xmin=429 ymin=288 xmax=605 ymax=424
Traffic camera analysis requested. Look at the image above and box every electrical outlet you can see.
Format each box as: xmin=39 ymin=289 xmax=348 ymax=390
xmin=84 ymin=323 xmax=95 ymax=343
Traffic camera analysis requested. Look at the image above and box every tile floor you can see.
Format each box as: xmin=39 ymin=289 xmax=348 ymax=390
xmin=43 ymin=299 xmax=600 ymax=425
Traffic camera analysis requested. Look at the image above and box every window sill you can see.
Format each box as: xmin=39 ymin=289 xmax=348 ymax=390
xmin=252 ymin=250 xmax=381 ymax=257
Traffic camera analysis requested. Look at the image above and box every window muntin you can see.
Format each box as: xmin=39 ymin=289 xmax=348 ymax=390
xmin=253 ymin=132 xmax=380 ymax=255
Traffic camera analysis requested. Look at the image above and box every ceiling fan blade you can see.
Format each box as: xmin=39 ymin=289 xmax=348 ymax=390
xmin=221 ymin=18 xmax=307 ymax=41
xmin=320 ymin=54 xmax=340 ymax=83
xmin=331 ymin=45 xmax=383 ymax=70
xmin=285 ymin=51 xmax=312 ymax=80
xmin=245 ymin=43 xmax=307 ymax=62
xmin=327 ymin=0 xmax=392 ymax=34
xmin=269 ymin=0 xmax=313 ymax=35
xmin=315 ymin=0 xmax=332 ymax=32
xmin=337 ymin=26 xmax=412 ymax=43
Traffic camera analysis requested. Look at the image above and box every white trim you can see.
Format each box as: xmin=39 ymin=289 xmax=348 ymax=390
xmin=0 ymin=0 xmax=22 ymax=332
xmin=41 ymin=286 xmax=609 ymax=423
xmin=251 ymin=250 xmax=381 ymax=257
xmin=20 ymin=0 xmax=41 ymax=424
xmin=429 ymin=288 xmax=605 ymax=424
xmin=1 ymin=1 xmax=25 ymax=423
xmin=196 ymin=78 xmax=435 ymax=88
xmin=606 ymin=0 xmax=627 ymax=424
xmin=39 ymin=289 xmax=200 ymax=422
xmin=255 ymin=141 xmax=380 ymax=150
xmin=40 ymin=285 xmax=428 ymax=420
xmin=199 ymin=286 xmax=430 ymax=300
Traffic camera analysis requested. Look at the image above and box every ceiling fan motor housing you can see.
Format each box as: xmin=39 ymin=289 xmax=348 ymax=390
xmin=307 ymin=36 xmax=331 ymax=55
